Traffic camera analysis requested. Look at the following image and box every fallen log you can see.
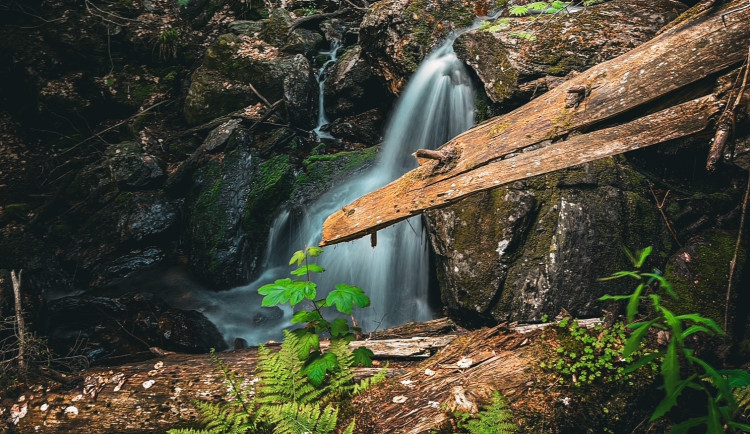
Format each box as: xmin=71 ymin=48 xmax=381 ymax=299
xmin=321 ymin=0 xmax=750 ymax=245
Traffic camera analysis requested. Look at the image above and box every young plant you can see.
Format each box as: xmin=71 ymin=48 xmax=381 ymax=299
xmin=600 ymin=247 xmax=750 ymax=433
xmin=454 ymin=391 xmax=519 ymax=434
xmin=257 ymin=246 xmax=374 ymax=385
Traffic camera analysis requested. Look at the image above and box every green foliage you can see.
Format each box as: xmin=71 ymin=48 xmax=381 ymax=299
xmin=156 ymin=28 xmax=179 ymax=61
xmin=454 ymin=391 xmax=519 ymax=433
xmin=169 ymin=247 xmax=382 ymax=434
xmin=509 ymin=1 xmax=570 ymax=16
xmin=600 ymin=247 xmax=750 ymax=433
xmin=540 ymin=319 xmax=656 ymax=387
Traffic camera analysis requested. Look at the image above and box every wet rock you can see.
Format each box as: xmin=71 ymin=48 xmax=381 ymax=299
xmin=184 ymin=33 xmax=316 ymax=126
xmin=229 ymin=20 xmax=265 ymax=35
xmin=252 ymin=306 xmax=284 ymax=326
xmin=329 ymin=108 xmax=384 ymax=146
xmin=283 ymin=54 xmax=317 ymax=129
xmin=183 ymin=142 xmax=295 ymax=288
xmin=292 ymin=146 xmax=379 ymax=203
xmin=323 ymin=45 xmax=384 ymax=118
xmin=89 ymin=247 xmax=166 ymax=287
xmin=359 ymin=0 xmax=477 ymax=94
xmin=44 ymin=292 xmax=227 ymax=363
xmin=426 ymin=158 xmax=670 ymax=325
xmin=454 ymin=0 xmax=686 ymax=105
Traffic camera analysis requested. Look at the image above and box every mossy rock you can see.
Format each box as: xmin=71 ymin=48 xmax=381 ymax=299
xmin=426 ymin=157 xmax=671 ymax=325
xmin=292 ymin=146 xmax=379 ymax=203
xmin=663 ymin=229 xmax=745 ymax=330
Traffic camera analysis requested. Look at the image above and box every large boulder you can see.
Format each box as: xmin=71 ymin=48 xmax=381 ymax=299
xmin=359 ymin=0 xmax=479 ymax=94
xmin=425 ymin=157 xmax=671 ymax=325
xmin=323 ymin=45 xmax=384 ymax=119
xmin=454 ymin=0 xmax=686 ymax=106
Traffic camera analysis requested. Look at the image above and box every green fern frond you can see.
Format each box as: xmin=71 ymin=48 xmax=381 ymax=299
xmin=459 ymin=391 xmax=519 ymax=434
xmin=256 ymin=331 xmax=324 ymax=406
xmin=324 ymin=339 xmax=356 ymax=398
xmin=266 ymin=402 xmax=341 ymax=434
xmin=736 ymin=385 xmax=750 ymax=416
xmin=353 ymin=366 xmax=388 ymax=396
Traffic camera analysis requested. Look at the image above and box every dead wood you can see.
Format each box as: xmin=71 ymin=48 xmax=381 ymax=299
xmin=288 ymin=8 xmax=352 ymax=34
xmin=320 ymin=0 xmax=750 ymax=246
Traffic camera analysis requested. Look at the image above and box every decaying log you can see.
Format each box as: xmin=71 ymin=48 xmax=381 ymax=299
xmin=321 ymin=0 xmax=750 ymax=245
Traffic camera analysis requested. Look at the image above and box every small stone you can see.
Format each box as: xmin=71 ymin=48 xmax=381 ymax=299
xmin=456 ymin=357 xmax=473 ymax=369
xmin=424 ymin=368 xmax=436 ymax=376
xmin=392 ymin=395 xmax=408 ymax=403
xmin=64 ymin=406 xmax=78 ymax=416
xmin=142 ymin=380 xmax=155 ymax=389
xmin=400 ymin=379 xmax=414 ymax=388
xmin=40 ymin=404 xmax=49 ymax=412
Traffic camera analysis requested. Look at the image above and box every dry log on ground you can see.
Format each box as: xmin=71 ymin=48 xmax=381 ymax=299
xmin=321 ymin=0 xmax=750 ymax=245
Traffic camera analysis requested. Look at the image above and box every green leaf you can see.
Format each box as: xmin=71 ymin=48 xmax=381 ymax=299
xmin=352 ymin=346 xmax=374 ymax=367
xmin=642 ymin=272 xmax=675 ymax=298
xmin=660 ymin=306 xmax=683 ymax=345
xmin=289 ymin=250 xmax=306 ymax=266
xmin=291 ymin=310 xmax=322 ymax=324
xmin=623 ymin=246 xmax=637 ymax=267
xmin=302 ymin=281 xmax=316 ymax=300
xmin=727 ymin=421 xmax=750 ymax=431
xmin=623 ymin=351 xmax=660 ymax=374
xmin=551 ymin=0 xmax=569 ymax=9
xmin=668 ymin=416 xmax=707 ymax=433
xmin=720 ymin=369 xmax=750 ymax=388
xmin=662 ymin=339 xmax=679 ymax=395
xmin=290 ymin=264 xmax=325 ymax=276
xmin=291 ymin=329 xmax=320 ymax=360
xmin=624 ymin=318 xmax=657 ymax=357
xmin=680 ymin=325 xmax=711 ymax=339
xmin=674 ymin=314 xmax=723 ymax=335
xmin=331 ymin=318 xmax=350 ymax=338
xmin=598 ymin=271 xmax=642 ymax=281
xmin=706 ymin=398 xmax=722 ymax=434
xmin=303 ymin=352 xmax=338 ymax=386
xmin=599 ymin=294 xmax=631 ymax=301
xmin=635 ymin=246 xmax=652 ymax=268
xmin=626 ymin=283 xmax=645 ymax=323
xmin=509 ymin=5 xmax=529 ymax=15
xmin=326 ymin=284 xmax=370 ymax=314
xmin=651 ymin=375 xmax=696 ymax=421
xmin=306 ymin=246 xmax=323 ymax=257
xmin=258 ymin=278 xmax=295 ymax=306
xmin=688 ymin=354 xmax=734 ymax=408
xmin=528 ymin=1 xmax=550 ymax=11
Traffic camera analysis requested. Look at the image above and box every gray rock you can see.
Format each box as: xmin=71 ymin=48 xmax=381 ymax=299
xmin=425 ymin=158 xmax=670 ymax=324
xmin=323 ymin=45 xmax=383 ymax=119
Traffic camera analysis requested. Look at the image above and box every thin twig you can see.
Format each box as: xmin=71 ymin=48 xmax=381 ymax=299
xmin=724 ymin=168 xmax=750 ymax=331
xmin=649 ymin=186 xmax=681 ymax=246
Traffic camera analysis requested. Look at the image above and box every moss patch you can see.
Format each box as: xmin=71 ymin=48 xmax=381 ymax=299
xmin=292 ymin=147 xmax=379 ymax=202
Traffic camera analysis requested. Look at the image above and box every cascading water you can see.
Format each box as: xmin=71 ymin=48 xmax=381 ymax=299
xmin=162 ymin=30 xmax=479 ymax=344
xmin=313 ymin=40 xmax=341 ymax=139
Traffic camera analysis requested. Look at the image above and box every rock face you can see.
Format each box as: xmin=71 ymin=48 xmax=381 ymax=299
xmin=425 ymin=157 xmax=671 ymax=324
xmin=454 ymin=0 xmax=686 ymax=106
xmin=44 ymin=292 xmax=227 ymax=363
xmin=183 ymin=9 xmax=318 ymax=127
xmin=359 ymin=0 xmax=480 ymax=94
xmin=323 ymin=45 xmax=383 ymax=119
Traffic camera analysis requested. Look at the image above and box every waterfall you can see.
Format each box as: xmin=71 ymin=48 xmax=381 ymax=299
xmin=163 ymin=33 xmax=478 ymax=344
xmin=313 ymin=40 xmax=341 ymax=140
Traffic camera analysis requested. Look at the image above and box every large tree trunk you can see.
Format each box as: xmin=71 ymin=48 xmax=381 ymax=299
xmin=321 ymin=0 xmax=750 ymax=246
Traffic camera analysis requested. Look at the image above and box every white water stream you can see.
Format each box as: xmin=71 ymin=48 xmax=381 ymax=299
xmin=164 ymin=30 xmax=480 ymax=345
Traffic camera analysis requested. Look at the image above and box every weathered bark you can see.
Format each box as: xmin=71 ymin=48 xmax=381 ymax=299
xmin=11 ymin=269 xmax=24 ymax=371
xmin=321 ymin=0 xmax=750 ymax=246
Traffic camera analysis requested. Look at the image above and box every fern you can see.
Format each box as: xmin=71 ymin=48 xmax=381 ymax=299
xmin=458 ymin=391 xmax=519 ymax=434
xmin=255 ymin=331 xmax=323 ymax=407
xmin=735 ymin=385 xmax=750 ymax=416
xmin=353 ymin=365 xmax=387 ymax=395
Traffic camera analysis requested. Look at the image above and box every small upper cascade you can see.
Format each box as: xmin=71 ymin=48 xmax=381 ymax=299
xmin=313 ymin=39 xmax=342 ymax=140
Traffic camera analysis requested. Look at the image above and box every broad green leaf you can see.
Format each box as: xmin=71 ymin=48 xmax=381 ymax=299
xmin=651 ymin=374 xmax=696 ymax=421
xmin=727 ymin=421 xmax=750 ymax=431
xmin=649 ymin=293 xmax=661 ymax=310
xmin=674 ymin=314 xmax=723 ymax=335
xmin=291 ymin=310 xmax=322 ymax=324
xmin=302 ymin=281 xmax=316 ymax=300
xmin=627 ymin=283 xmax=645 ymax=323
xmin=688 ymin=355 xmax=734 ymax=408
xmin=331 ymin=318 xmax=350 ymax=338
xmin=624 ymin=318 xmax=657 ymax=357
xmin=551 ymin=0 xmax=569 ymax=9
xmin=292 ymin=329 xmax=320 ymax=360
xmin=303 ymin=352 xmax=338 ymax=386
xmin=306 ymin=246 xmax=323 ymax=257
xmin=635 ymin=246 xmax=653 ymax=268
xmin=289 ymin=250 xmax=306 ymax=266
xmin=326 ymin=284 xmax=370 ymax=314
xmin=258 ymin=278 xmax=294 ymax=306
xmin=352 ymin=346 xmax=374 ymax=367
xmin=662 ymin=339 xmax=679 ymax=395
xmin=668 ymin=416 xmax=707 ymax=434
xmin=290 ymin=264 xmax=325 ymax=276
xmin=623 ymin=351 xmax=660 ymax=374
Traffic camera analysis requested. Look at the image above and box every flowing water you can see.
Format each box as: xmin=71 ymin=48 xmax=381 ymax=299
xmin=313 ymin=39 xmax=341 ymax=139
xmin=163 ymin=31 xmax=479 ymax=344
